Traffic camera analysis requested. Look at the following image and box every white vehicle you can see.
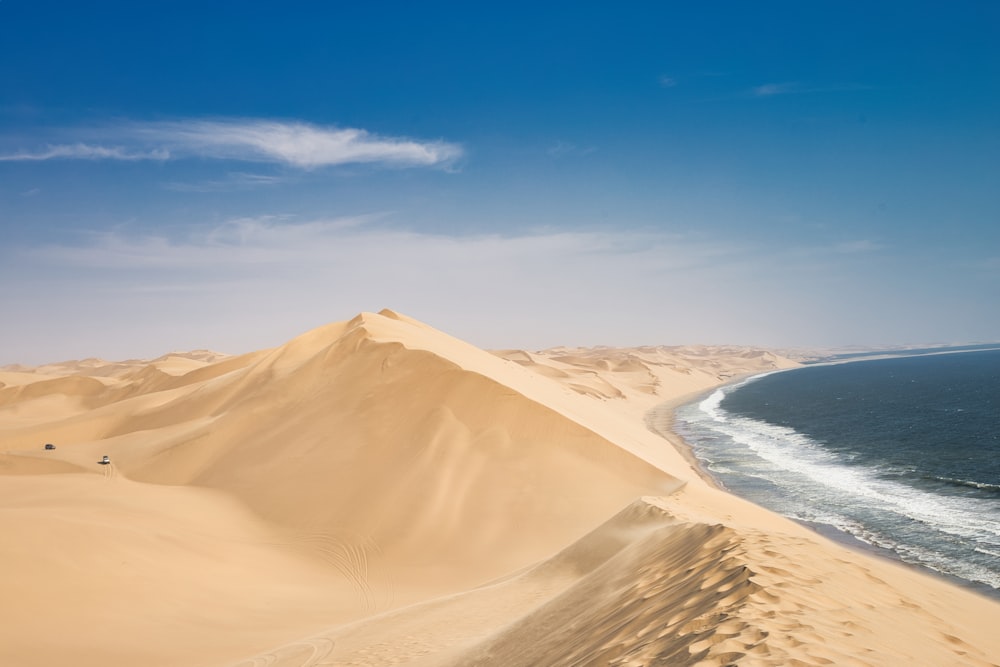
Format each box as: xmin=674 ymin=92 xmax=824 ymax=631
xmin=99 ymin=455 xmax=111 ymax=465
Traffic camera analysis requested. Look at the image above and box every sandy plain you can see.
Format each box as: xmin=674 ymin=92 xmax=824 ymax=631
xmin=1 ymin=309 xmax=998 ymax=666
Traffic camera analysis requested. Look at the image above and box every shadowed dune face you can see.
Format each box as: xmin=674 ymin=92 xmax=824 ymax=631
xmin=118 ymin=314 xmax=679 ymax=590
xmin=449 ymin=520 xmax=760 ymax=667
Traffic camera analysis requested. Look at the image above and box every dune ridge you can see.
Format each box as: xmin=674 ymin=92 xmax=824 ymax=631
xmin=2 ymin=310 xmax=998 ymax=666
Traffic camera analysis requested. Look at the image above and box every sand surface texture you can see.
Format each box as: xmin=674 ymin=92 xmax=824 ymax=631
xmin=2 ymin=310 xmax=998 ymax=666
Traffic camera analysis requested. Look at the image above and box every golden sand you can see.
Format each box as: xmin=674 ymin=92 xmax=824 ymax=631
xmin=1 ymin=310 xmax=997 ymax=666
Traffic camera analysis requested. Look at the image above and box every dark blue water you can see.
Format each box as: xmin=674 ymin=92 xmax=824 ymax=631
xmin=674 ymin=350 xmax=1000 ymax=592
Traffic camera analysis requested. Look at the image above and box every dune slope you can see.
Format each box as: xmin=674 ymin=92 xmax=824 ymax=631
xmin=2 ymin=310 xmax=998 ymax=666
xmin=1 ymin=310 xmax=677 ymax=665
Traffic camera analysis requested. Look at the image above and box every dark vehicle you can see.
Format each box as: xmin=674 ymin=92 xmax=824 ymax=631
xmin=99 ymin=455 xmax=111 ymax=465
xmin=44 ymin=443 xmax=56 ymax=450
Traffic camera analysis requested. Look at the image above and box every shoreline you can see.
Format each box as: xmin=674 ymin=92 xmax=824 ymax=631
xmin=642 ymin=368 xmax=781 ymax=491
xmin=644 ymin=392 xmax=723 ymax=489
xmin=650 ymin=371 xmax=1000 ymax=603
xmin=797 ymin=343 xmax=1000 ymax=368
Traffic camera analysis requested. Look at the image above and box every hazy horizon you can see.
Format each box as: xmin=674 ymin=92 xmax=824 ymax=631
xmin=2 ymin=3 xmax=998 ymax=364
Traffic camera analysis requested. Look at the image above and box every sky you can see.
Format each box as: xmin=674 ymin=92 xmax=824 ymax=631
xmin=1 ymin=2 xmax=998 ymax=364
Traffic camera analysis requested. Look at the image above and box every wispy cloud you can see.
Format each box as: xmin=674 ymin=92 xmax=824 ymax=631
xmin=547 ymin=141 xmax=597 ymax=158
xmin=163 ymin=172 xmax=289 ymax=192
xmin=658 ymin=75 xmax=677 ymax=88
xmin=30 ymin=215 xmax=386 ymax=269
xmin=133 ymin=119 xmax=463 ymax=168
xmin=0 ymin=143 xmax=169 ymax=161
xmin=0 ymin=118 xmax=463 ymax=169
xmin=753 ymin=82 xmax=799 ymax=97
xmin=752 ymin=82 xmax=874 ymax=98
xmin=26 ymin=217 xmax=734 ymax=276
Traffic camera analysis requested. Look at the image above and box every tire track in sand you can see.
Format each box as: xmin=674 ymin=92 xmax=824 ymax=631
xmin=230 ymin=637 xmax=335 ymax=667
xmin=284 ymin=531 xmax=386 ymax=614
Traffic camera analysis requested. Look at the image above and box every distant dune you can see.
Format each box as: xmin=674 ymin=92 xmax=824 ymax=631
xmin=1 ymin=310 xmax=998 ymax=666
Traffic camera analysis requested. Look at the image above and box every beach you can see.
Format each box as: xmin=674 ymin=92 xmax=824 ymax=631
xmin=2 ymin=310 xmax=999 ymax=666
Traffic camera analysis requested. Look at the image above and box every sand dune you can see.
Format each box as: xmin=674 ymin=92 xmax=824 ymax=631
xmin=2 ymin=310 xmax=998 ymax=666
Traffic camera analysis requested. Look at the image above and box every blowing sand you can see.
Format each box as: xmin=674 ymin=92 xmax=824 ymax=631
xmin=1 ymin=310 xmax=997 ymax=666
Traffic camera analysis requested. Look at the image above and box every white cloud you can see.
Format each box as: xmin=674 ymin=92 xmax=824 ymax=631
xmin=0 ymin=118 xmax=463 ymax=169
xmin=658 ymin=75 xmax=677 ymax=87
xmin=0 ymin=143 xmax=169 ymax=161
xmin=132 ymin=119 xmax=463 ymax=168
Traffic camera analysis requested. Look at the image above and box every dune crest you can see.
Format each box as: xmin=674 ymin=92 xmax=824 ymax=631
xmin=2 ymin=311 xmax=998 ymax=666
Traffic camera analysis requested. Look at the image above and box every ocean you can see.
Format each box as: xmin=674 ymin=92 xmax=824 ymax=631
xmin=674 ymin=349 xmax=1000 ymax=595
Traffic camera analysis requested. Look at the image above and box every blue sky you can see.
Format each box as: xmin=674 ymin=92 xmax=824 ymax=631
xmin=1 ymin=2 xmax=998 ymax=363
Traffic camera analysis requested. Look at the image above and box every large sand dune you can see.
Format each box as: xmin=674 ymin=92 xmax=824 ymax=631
xmin=2 ymin=310 xmax=998 ymax=666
